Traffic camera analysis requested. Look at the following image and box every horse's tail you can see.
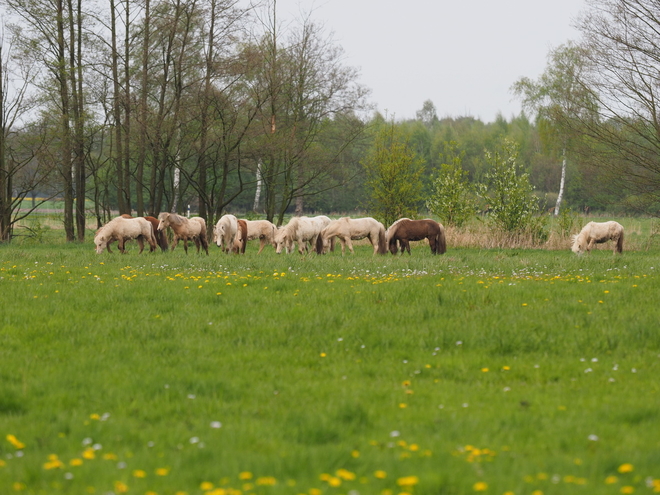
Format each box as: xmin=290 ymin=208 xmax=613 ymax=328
xmin=436 ymin=223 xmax=447 ymax=254
xmin=315 ymin=230 xmax=325 ymax=254
xmin=377 ymin=224 xmax=387 ymax=254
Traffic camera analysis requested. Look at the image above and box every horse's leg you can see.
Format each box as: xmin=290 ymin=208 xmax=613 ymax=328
xmin=346 ymin=237 xmax=354 ymax=254
xmin=404 ymin=240 xmax=411 ymax=255
xmin=118 ymin=238 xmax=126 ymax=254
xmin=137 ymin=236 xmax=145 ymax=254
xmin=183 ymin=238 xmax=189 ymax=254
xmin=257 ymin=238 xmax=266 ymax=254
xmin=194 ymin=237 xmax=201 ymax=254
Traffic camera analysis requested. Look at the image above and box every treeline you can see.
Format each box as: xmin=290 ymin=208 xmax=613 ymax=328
xmin=2 ymin=0 xmax=659 ymax=243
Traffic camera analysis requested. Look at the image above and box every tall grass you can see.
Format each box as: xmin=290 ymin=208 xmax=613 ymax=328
xmin=1 ymin=236 xmax=660 ymax=494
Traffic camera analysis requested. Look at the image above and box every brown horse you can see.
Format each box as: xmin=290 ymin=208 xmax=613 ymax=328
xmin=231 ymin=219 xmax=248 ymax=254
xmin=157 ymin=212 xmax=209 ymax=255
xmin=121 ymin=214 xmax=168 ymax=252
xmin=386 ymin=218 xmax=447 ymax=255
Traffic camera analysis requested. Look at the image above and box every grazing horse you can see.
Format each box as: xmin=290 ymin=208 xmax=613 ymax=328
xmin=95 ymin=216 xmax=157 ymax=254
xmin=244 ymin=219 xmax=277 ymax=254
xmin=386 ymin=218 xmax=447 ymax=255
xmin=230 ymin=219 xmax=248 ymax=254
xmin=571 ymin=221 xmax=624 ymax=254
xmin=274 ymin=215 xmax=331 ymax=254
xmin=157 ymin=212 xmax=209 ymax=255
xmin=315 ymin=217 xmax=387 ymax=255
xmin=120 ymin=214 xmax=168 ymax=252
xmin=213 ymin=214 xmax=238 ymax=253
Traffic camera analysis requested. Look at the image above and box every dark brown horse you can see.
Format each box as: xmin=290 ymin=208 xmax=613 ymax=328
xmin=386 ymin=218 xmax=447 ymax=255
xmin=121 ymin=214 xmax=168 ymax=252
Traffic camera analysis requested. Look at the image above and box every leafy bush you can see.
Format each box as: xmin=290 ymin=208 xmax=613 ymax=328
xmin=478 ymin=138 xmax=547 ymax=241
xmin=426 ymin=143 xmax=477 ymax=228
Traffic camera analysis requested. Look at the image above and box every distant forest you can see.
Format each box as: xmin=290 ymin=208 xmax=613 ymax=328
xmin=2 ymin=0 xmax=660 ymax=242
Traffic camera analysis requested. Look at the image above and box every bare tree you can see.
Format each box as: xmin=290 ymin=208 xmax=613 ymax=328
xmin=576 ymin=0 xmax=660 ymax=211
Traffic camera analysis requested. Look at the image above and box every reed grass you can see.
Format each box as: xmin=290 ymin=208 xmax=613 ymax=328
xmin=1 ymin=226 xmax=660 ymax=494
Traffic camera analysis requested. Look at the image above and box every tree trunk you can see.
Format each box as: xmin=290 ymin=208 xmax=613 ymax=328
xmin=136 ymin=0 xmax=150 ymax=216
xmin=554 ymin=147 xmax=567 ymax=216
xmin=57 ymin=0 xmax=75 ymax=241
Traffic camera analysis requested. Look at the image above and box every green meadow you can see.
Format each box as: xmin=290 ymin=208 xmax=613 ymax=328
xmin=1 ymin=235 xmax=660 ymax=495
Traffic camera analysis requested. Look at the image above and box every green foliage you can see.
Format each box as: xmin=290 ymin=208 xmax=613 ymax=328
xmin=362 ymin=122 xmax=424 ymax=226
xmin=479 ymin=138 xmax=547 ymax=240
xmin=426 ymin=142 xmax=476 ymax=227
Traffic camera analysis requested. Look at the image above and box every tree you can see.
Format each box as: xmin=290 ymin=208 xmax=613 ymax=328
xmin=573 ymin=0 xmax=660 ymax=213
xmin=478 ymin=138 xmax=545 ymax=237
xmin=512 ymin=42 xmax=595 ymax=216
xmin=362 ymin=120 xmax=424 ymax=227
xmin=0 ymin=32 xmax=54 ymax=241
xmin=426 ymin=142 xmax=476 ymax=227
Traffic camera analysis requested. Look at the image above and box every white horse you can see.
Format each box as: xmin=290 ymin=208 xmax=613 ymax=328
xmin=244 ymin=219 xmax=277 ymax=254
xmin=95 ymin=216 xmax=157 ymax=254
xmin=274 ymin=215 xmax=331 ymax=254
xmin=571 ymin=221 xmax=624 ymax=254
xmin=315 ymin=217 xmax=387 ymax=255
xmin=213 ymin=214 xmax=238 ymax=253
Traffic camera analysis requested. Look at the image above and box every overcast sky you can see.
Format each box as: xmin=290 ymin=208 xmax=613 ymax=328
xmin=270 ymin=0 xmax=586 ymax=123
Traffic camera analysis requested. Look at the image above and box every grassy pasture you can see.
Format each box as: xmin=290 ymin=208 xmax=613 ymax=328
xmin=1 ymin=235 xmax=660 ymax=495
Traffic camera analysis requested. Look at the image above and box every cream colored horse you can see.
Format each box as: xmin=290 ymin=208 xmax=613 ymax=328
xmin=571 ymin=221 xmax=624 ymax=254
xmin=315 ymin=217 xmax=387 ymax=255
xmin=244 ymin=219 xmax=277 ymax=254
xmin=274 ymin=215 xmax=331 ymax=254
xmin=213 ymin=214 xmax=238 ymax=253
xmin=95 ymin=216 xmax=157 ymax=254
xmin=157 ymin=212 xmax=209 ymax=254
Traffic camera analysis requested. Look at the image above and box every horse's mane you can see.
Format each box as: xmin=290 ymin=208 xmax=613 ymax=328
xmin=387 ymin=217 xmax=410 ymax=237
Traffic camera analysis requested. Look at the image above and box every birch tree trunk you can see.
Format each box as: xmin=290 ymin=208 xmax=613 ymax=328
xmin=554 ymin=147 xmax=566 ymax=216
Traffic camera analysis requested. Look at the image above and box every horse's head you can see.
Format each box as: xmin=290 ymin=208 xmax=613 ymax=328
xmin=94 ymin=234 xmax=108 ymax=254
xmin=274 ymin=229 xmax=287 ymax=254
xmin=214 ymin=224 xmax=225 ymax=248
xmin=571 ymin=234 xmax=585 ymax=254
xmin=156 ymin=213 xmax=169 ymax=231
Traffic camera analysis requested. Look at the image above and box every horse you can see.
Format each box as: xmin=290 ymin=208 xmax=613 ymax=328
xmin=157 ymin=212 xmax=209 ymax=255
xmin=386 ymin=218 xmax=447 ymax=255
xmin=213 ymin=214 xmax=238 ymax=253
xmin=95 ymin=216 xmax=157 ymax=254
xmin=120 ymin=214 xmax=168 ymax=252
xmin=243 ymin=219 xmax=277 ymax=254
xmin=274 ymin=215 xmax=331 ymax=254
xmin=571 ymin=221 xmax=624 ymax=254
xmin=315 ymin=217 xmax=387 ymax=255
xmin=230 ymin=219 xmax=248 ymax=254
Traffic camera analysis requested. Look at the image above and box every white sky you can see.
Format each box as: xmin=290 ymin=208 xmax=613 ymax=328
xmin=271 ymin=0 xmax=586 ymax=123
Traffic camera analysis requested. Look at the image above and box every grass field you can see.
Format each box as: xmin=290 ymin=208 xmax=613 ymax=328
xmin=1 ymin=231 xmax=660 ymax=495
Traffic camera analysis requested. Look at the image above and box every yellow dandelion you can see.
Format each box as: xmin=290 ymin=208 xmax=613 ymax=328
xmin=481 ymin=368 xmax=489 ymax=372
xmin=620 ymin=487 xmax=635 ymax=494
xmin=12 ymin=482 xmax=26 ymax=491
xmin=82 ymin=448 xmax=95 ymax=460
xmin=374 ymin=470 xmax=387 ymax=479
xmin=89 ymin=413 xmax=100 ymax=420
xmin=256 ymin=476 xmax=277 ymax=486
xmin=309 ymin=489 xmax=322 ymax=495
xmin=399 ymin=403 xmax=407 ymax=408
xmin=70 ymin=458 xmax=83 ymax=466
xmin=531 ymin=491 xmax=544 ymax=495
xmin=605 ymin=476 xmax=618 ymax=484
xmin=133 ymin=469 xmax=146 ymax=478
xmin=155 ymin=467 xmax=169 ymax=476
xmin=200 ymin=481 xmax=214 ymax=490
xmin=336 ymin=469 xmax=356 ymax=480
xmin=473 ymin=481 xmax=488 ymax=491
xmin=0 ymin=459 xmax=5 ymax=467
xmin=102 ymin=453 xmax=118 ymax=460
xmin=114 ymin=481 xmax=129 ymax=493
xmin=320 ymin=353 xmax=326 ymax=357
xmin=6 ymin=434 xmax=25 ymax=449
xmin=327 ymin=477 xmax=341 ymax=487
xmin=618 ymin=463 xmax=634 ymax=473
xmin=351 ymin=450 xmax=360 ymax=458
xmin=239 ymin=471 xmax=253 ymax=480
xmin=396 ymin=475 xmax=419 ymax=487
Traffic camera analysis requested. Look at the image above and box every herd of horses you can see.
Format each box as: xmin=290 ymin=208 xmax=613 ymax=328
xmin=93 ymin=213 xmax=625 ymax=256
